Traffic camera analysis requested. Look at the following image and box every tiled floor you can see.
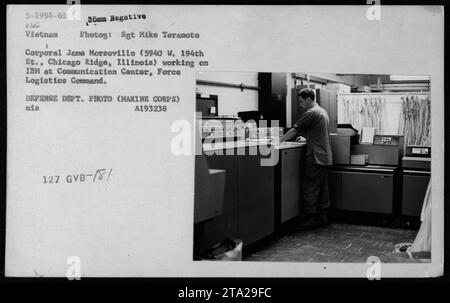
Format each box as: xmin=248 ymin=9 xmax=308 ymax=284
xmin=245 ymin=223 xmax=427 ymax=263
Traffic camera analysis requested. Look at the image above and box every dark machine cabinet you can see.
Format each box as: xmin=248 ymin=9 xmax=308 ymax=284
xmin=315 ymin=89 xmax=338 ymax=134
xmin=401 ymin=155 xmax=431 ymax=217
xmin=203 ymin=149 xmax=275 ymax=249
xmin=352 ymin=143 xmax=403 ymax=166
xmin=328 ymin=170 xmax=342 ymax=209
xmin=291 ymin=87 xmax=303 ymax=128
xmin=402 ymin=171 xmax=430 ymax=216
xmin=238 ymin=151 xmax=275 ymax=246
xmin=258 ymin=73 xmax=287 ymax=128
xmin=340 ymin=170 xmax=394 ymax=214
xmin=330 ymin=167 xmax=397 ymax=215
xmin=202 ymin=154 xmax=239 ymax=250
xmin=279 ymin=148 xmax=305 ymax=222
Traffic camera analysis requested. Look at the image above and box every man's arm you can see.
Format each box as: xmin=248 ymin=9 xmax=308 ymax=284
xmin=293 ymin=109 xmax=316 ymax=134
xmin=280 ymin=109 xmax=316 ymax=143
xmin=280 ymin=128 xmax=298 ymax=143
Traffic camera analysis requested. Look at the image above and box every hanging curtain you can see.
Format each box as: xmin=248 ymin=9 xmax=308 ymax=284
xmin=398 ymin=95 xmax=431 ymax=146
xmin=339 ymin=94 xmax=431 ymax=147
xmin=340 ymin=95 xmax=387 ymax=134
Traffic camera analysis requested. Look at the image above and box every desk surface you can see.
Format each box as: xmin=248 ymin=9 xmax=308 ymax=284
xmin=202 ymin=140 xmax=306 ymax=152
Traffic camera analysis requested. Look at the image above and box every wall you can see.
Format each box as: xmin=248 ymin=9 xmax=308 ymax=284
xmin=286 ymin=74 xmax=294 ymax=127
xmin=196 ymin=72 xmax=259 ymax=116
xmin=295 ymin=73 xmax=371 ymax=87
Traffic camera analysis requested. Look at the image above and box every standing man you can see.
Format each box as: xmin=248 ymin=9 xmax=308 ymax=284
xmin=280 ymin=88 xmax=333 ymax=229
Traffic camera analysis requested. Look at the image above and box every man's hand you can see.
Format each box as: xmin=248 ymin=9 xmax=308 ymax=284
xmin=296 ymin=136 xmax=306 ymax=143
xmin=280 ymin=128 xmax=298 ymax=143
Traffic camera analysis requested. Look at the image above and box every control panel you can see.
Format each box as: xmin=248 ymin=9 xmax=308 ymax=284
xmin=405 ymin=145 xmax=431 ymax=158
xmin=373 ymin=135 xmax=402 ymax=146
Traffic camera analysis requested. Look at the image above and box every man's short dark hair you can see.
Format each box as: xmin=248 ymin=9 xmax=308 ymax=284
xmin=297 ymin=88 xmax=316 ymax=101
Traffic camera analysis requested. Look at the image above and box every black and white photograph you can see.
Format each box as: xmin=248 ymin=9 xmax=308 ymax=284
xmin=194 ymin=72 xmax=432 ymax=263
xmin=3 ymin=3 xmax=445 ymax=283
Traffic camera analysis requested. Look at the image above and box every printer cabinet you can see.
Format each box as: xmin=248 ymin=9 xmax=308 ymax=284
xmin=328 ymin=170 xmax=342 ymax=209
xmin=402 ymin=171 xmax=430 ymax=216
xmin=340 ymin=171 xmax=394 ymax=214
xmin=238 ymin=151 xmax=275 ymax=246
xmin=278 ymin=147 xmax=304 ymax=223
xmin=329 ymin=167 xmax=396 ymax=215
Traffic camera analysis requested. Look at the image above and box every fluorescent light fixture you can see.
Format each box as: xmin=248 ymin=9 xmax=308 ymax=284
xmin=390 ymin=75 xmax=431 ymax=81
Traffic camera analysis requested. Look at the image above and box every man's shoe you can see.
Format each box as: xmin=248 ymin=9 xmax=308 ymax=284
xmin=316 ymin=209 xmax=330 ymax=227
xmin=288 ymin=214 xmax=317 ymax=232
xmin=300 ymin=214 xmax=318 ymax=229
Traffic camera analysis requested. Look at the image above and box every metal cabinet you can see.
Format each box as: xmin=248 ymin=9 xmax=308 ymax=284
xmin=279 ymin=148 xmax=304 ymax=223
xmin=316 ymin=89 xmax=338 ymax=133
xmin=341 ymin=170 xmax=394 ymax=214
xmin=259 ymin=73 xmax=288 ymax=129
xmin=402 ymin=171 xmax=430 ymax=216
xmin=203 ymin=148 xmax=275 ymax=249
xmin=328 ymin=170 xmax=342 ymax=209
xmin=238 ymin=152 xmax=275 ymax=246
